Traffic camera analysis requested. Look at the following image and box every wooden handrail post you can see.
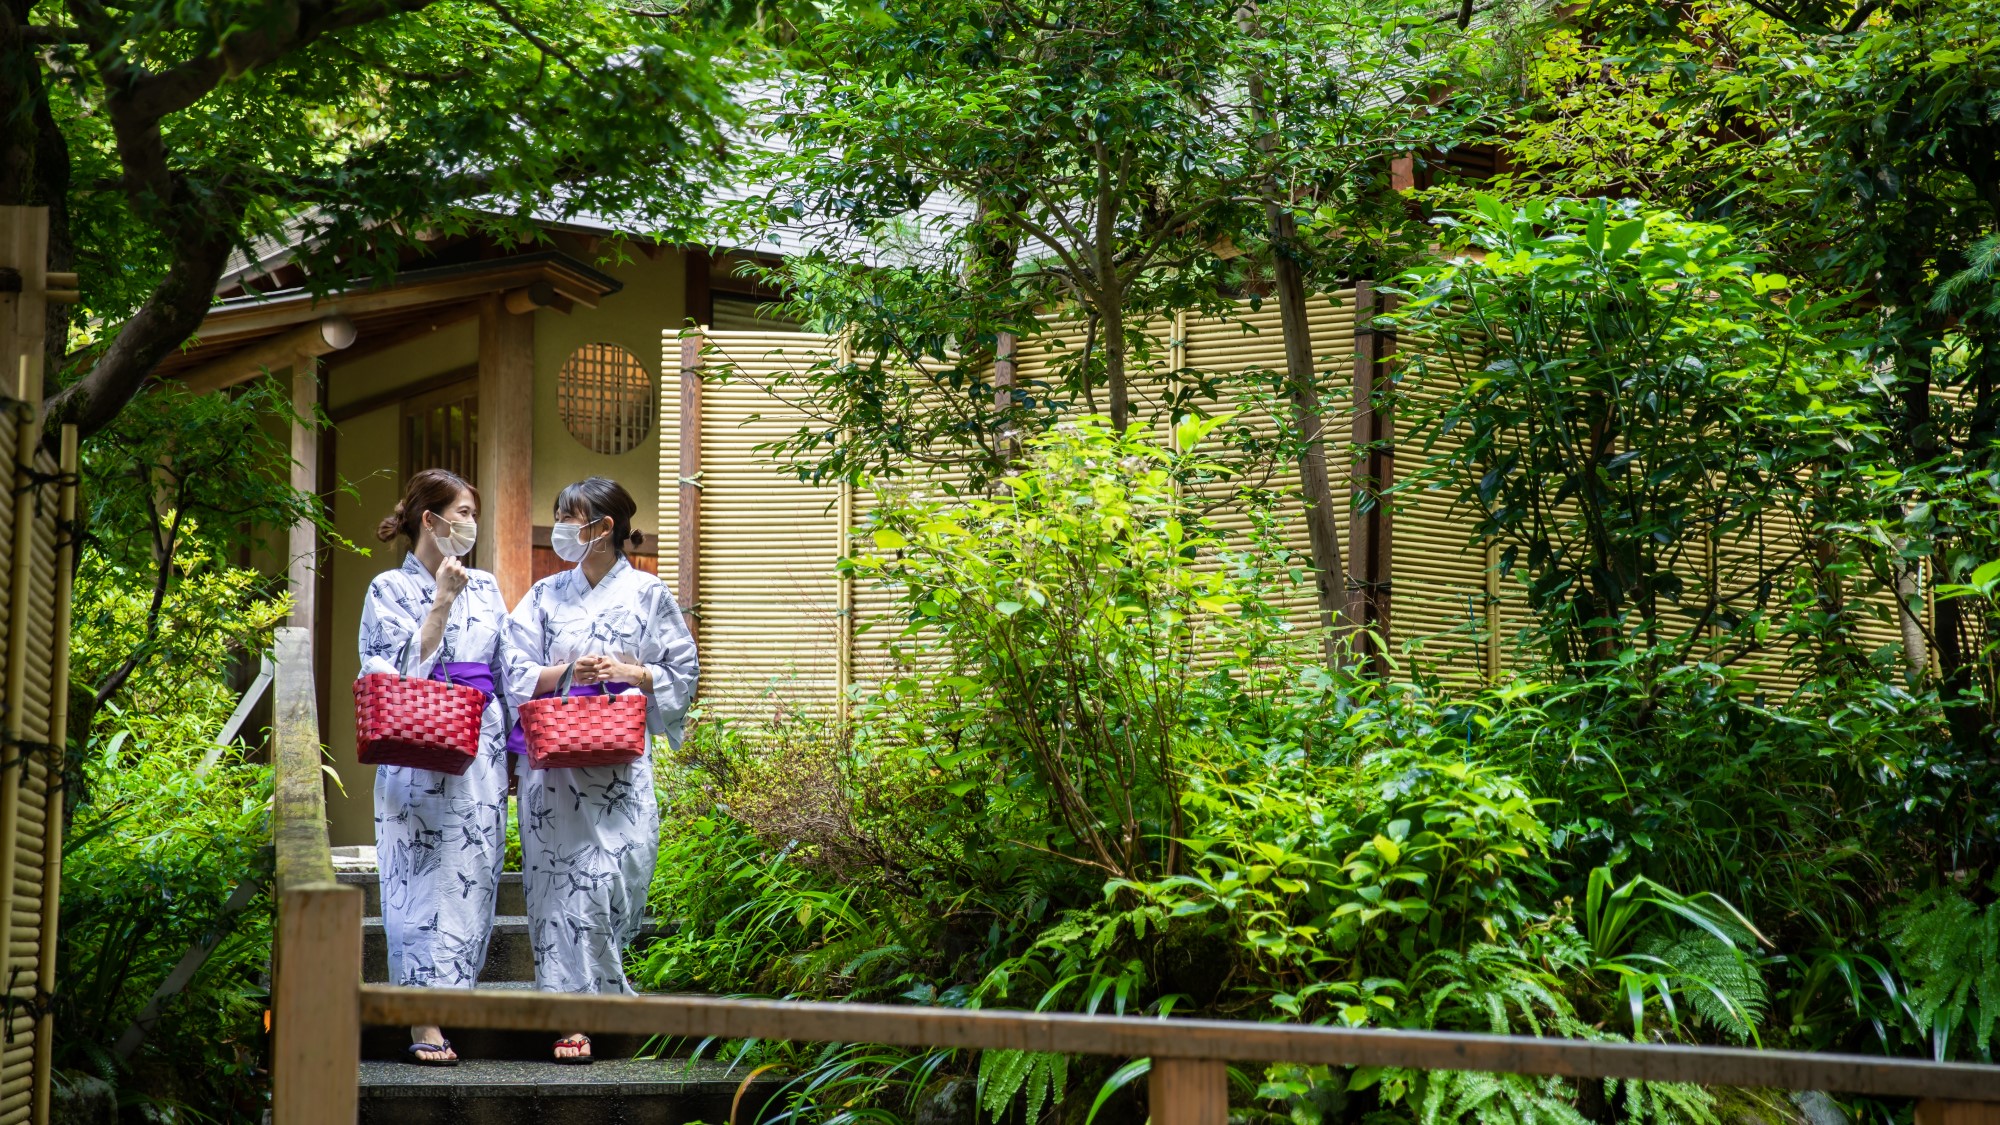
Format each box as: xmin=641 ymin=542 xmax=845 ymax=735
xmin=272 ymin=883 xmax=361 ymax=1125
xmin=1150 ymin=1057 xmax=1227 ymax=1125
xmin=269 ymin=626 xmax=358 ymax=1123
xmin=1918 ymin=1102 xmax=2000 ymax=1125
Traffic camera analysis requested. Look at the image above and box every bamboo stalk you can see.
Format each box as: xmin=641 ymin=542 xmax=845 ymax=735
xmin=31 ymin=425 xmax=76 ymax=1125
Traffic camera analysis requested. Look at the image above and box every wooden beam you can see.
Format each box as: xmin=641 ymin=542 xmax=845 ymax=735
xmin=329 ymin=364 xmax=477 ymax=424
xmin=478 ymin=295 xmax=534 ymax=606
xmin=678 ymin=333 xmax=703 ymax=637
xmin=180 ymin=316 xmax=356 ymax=396
xmin=288 ymin=356 xmax=321 ymax=628
xmin=1348 ymin=281 xmax=1395 ymax=672
xmin=187 ymin=253 xmax=619 ymax=345
xmin=0 ymin=207 xmax=50 ymax=406
xmin=359 ymin=986 xmax=2000 ymax=1103
xmin=503 ymin=280 xmax=559 ymax=315
xmin=331 ymin=305 xmax=479 ymax=368
xmin=1151 ymin=1058 xmax=1227 ymax=1125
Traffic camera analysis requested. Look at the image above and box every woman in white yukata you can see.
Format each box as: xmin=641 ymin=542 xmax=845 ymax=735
xmin=359 ymin=468 xmax=515 ymax=1066
xmin=506 ymin=476 xmax=698 ymax=1064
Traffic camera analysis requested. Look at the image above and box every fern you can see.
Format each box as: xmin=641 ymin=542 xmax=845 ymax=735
xmin=1609 ymin=1078 xmax=1721 ymax=1125
xmin=978 ymin=1048 xmax=1068 ymax=1122
xmin=1418 ymin=1070 xmax=1591 ymax=1125
xmin=1888 ymin=883 xmax=2000 ymax=1061
xmin=1636 ymin=929 xmax=1768 ymax=1043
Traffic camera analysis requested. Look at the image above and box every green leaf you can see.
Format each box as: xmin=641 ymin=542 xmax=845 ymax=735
xmin=1608 ymin=219 xmax=1646 ymax=257
xmin=1087 ymin=1058 xmax=1151 ymax=1125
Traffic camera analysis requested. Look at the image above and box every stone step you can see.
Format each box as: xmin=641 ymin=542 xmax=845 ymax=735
xmin=363 ymin=916 xmax=667 ymax=985
xmin=362 ymin=983 xmax=671 ymax=1061
xmin=357 ymin=1057 xmax=782 ymax=1125
xmin=341 ymin=870 xmax=528 ymax=917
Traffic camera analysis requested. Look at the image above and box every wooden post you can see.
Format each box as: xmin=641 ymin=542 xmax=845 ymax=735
xmin=1917 ymin=1103 xmax=2000 ymax=1125
xmin=288 ymin=356 xmax=320 ymax=629
xmin=0 ymin=207 xmax=51 ymax=401
xmin=269 ymin=626 xmax=360 ymax=1124
xmin=272 ymin=884 xmax=361 ymax=1125
xmin=477 ymin=294 xmax=535 ymax=606
xmin=1348 ymin=281 xmax=1396 ymax=672
xmin=1150 ymin=1058 xmax=1228 ymax=1125
xmin=685 ymin=248 xmax=713 ymax=328
xmin=32 ymin=424 xmax=78 ymax=1125
xmin=678 ymin=333 xmax=703 ymax=639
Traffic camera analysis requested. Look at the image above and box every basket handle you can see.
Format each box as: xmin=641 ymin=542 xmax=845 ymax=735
xmin=552 ymin=661 xmax=578 ymax=700
xmin=394 ymin=629 xmax=456 ymax=681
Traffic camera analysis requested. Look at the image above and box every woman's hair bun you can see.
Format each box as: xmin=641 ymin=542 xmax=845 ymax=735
xmin=375 ymin=502 xmax=408 ymax=543
xmin=628 ymin=530 xmax=645 ymax=548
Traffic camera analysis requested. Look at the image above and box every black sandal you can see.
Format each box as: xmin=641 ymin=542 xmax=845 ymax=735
xmin=552 ymin=1035 xmax=594 ymax=1065
xmin=405 ymin=1039 xmax=459 ymax=1067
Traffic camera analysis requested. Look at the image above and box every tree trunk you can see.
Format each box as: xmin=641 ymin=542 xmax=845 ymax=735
xmin=1901 ymin=333 xmax=1986 ymax=752
xmin=1101 ymin=284 xmax=1129 ymax=432
xmin=1246 ymin=43 xmax=1350 ymax=663
xmin=1092 ymin=161 xmax=1130 ymax=432
xmin=966 ymin=192 xmax=1026 ymax=478
xmin=1268 ymin=204 xmax=1350 ymax=662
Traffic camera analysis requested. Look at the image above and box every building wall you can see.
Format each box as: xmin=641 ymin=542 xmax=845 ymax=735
xmin=532 ymin=247 xmax=685 ymax=541
xmin=315 ymin=247 xmax=686 ymax=846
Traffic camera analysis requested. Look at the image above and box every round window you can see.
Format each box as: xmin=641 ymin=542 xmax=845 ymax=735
xmin=557 ymin=343 xmax=654 ymax=455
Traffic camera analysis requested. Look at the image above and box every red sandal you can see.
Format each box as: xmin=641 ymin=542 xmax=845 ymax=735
xmin=552 ymin=1035 xmax=593 ymax=1065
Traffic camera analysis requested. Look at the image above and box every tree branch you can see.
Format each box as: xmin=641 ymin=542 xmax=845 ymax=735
xmin=45 ymin=226 xmax=237 ymax=440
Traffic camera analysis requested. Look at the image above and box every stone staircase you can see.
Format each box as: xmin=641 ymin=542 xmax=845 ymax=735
xmin=346 ymin=866 xmax=779 ymax=1124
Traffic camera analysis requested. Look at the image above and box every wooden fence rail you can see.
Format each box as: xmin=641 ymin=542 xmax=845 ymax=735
xmin=269 ymin=624 xmax=2000 ymax=1125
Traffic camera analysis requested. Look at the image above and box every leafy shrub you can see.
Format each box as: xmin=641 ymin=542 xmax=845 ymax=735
xmin=1394 ymin=196 xmax=1887 ymax=681
xmin=641 ymin=418 xmax=1871 ymax=1125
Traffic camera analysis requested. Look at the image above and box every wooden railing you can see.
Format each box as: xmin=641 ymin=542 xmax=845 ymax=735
xmin=269 ymin=627 xmax=361 ymax=1123
xmin=268 ymin=625 xmax=2000 ymax=1125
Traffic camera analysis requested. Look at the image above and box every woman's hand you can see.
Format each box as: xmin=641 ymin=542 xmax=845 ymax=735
xmin=573 ymin=655 xmax=652 ymax=690
xmin=435 ymin=555 xmax=469 ymax=599
xmin=417 ymin=557 xmax=467 ymax=661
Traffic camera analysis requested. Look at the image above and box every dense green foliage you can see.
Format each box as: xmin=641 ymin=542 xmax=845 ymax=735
xmin=634 ymin=201 xmax=1996 ymax=1125
xmin=55 ymin=385 xmax=310 ymax=1122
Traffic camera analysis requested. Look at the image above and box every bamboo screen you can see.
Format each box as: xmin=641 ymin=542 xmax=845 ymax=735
xmin=558 ymin=343 xmax=654 ymax=456
xmin=659 ymin=298 xmax=1921 ymax=715
xmin=0 ymin=396 xmax=80 ymax=1124
xmin=663 ymin=331 xmax=846 ymax=718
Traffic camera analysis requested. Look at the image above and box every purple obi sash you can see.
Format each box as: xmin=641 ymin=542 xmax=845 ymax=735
xmin=434 ymin=661 xmax=498 ymax=697
xmin=505 ymin=681 xmax=633 ymax=755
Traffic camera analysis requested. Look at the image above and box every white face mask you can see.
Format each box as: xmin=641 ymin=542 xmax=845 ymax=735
xmin=550 ymin=519 xmax=607 ymax=563
xmin=427 ymin=516 xmax=477 ymax=558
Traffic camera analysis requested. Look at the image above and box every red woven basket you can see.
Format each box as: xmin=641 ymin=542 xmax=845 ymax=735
xmin=519 ymin=671 xmax=648 ymax=770
xmin=354 ymin=672 xmax=486 ymax=775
